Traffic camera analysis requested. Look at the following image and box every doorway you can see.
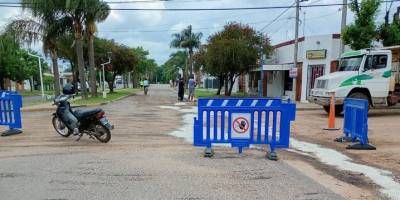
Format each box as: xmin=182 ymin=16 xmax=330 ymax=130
xmin=307 ymin=64 xmax=325 ymax=97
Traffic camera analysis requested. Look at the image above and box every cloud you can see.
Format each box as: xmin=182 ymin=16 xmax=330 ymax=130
xmin=2 ymin=0 xmax=399 ymax=65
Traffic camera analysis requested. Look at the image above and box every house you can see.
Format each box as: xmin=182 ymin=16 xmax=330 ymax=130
xmin=247 ymin=34 xmax=349 ymax=102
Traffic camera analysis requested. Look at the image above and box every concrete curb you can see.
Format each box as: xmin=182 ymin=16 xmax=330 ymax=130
xmin=22 ymin=93 xmax=137 ymax=113
xmin=296 ymin=107 xmax=322 ymax=111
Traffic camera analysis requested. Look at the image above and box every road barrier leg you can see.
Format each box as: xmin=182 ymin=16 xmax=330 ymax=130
xmin=238 ymin=146 xmax=243 ymax=154
xmin=334 ymin=134 xmax=353 ymax=143
xmin=347 ymin=136 xmax=376 ymax=150
xmin=346 ymin=143 xmax=376 ymax=150
xmin=204 ymin=145 xmax=214 ymax=158
xmin=267 ymin=145 xmax=278 ymax=161
xmin=1 ymin=128 xmax=23 ymax=137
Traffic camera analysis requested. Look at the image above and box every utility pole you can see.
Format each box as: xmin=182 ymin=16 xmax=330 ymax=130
xmin=340 ymin=0 xmax=348 ymax=54
xmin=292 ymin=0 xmax=300 ymax=101
xmin=259 ymin=33 xmax=264 ymax=97
xmin=303 ymin=11 xmax=306 ymax=37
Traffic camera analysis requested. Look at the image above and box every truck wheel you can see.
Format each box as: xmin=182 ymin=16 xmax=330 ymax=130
xmin=348 ymin=92 xmax=370 ymax=111
xmin=349 ymin=92 xmax=369 ymax=101
xmin=323 ymin=105 xmax=343 ymax=115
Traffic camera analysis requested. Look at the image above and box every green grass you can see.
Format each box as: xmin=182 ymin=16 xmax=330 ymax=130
xmin=193 ymin=89 xmax=249 ymax=98
xmin=20 ymin=90 xmax=54 ymax=97
xmin=71 ymin=88 xmax=139 ymax=106
xmin=195 ymin=89 xmax=219 ymax=98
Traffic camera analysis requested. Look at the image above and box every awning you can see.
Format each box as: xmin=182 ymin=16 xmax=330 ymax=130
xmin=252 ymin=64 xmax=294 ymax=71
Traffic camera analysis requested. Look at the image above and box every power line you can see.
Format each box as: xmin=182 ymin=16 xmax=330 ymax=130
xmin=106 ymin=0 xmax=221 ymax=3
xmin=103 ymin=9 xmax=272 ymax=30
xmin=105 ymin=1 xmax=400 ymax=11
xmin=0 ymin=0 xmax=221 ymax=4
xmin=1 ymin=1 xmax=400 ymax=10
xmin=99 ymin=19 xmax=278 ymax=33
xmin=260 ymin=2 xmax=295 ymax=32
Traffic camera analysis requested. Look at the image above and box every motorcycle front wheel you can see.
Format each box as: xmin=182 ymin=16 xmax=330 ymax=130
xmin=94 ymin=124 xmax=111 ymax=143
xmin=52 ymin=116 xmax=72 ymax=137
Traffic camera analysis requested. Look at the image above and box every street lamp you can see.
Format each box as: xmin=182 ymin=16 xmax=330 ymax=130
xmin=27 ymin=52 xmax=44 ymax=99
xmin=100 ymin=52 xmax=112 ymax=98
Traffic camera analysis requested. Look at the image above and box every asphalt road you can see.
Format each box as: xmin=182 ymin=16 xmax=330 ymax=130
xmin=0 ymin=85 xmax=344 ymax=200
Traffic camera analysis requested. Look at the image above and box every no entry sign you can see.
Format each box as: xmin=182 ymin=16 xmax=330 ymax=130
xmin=231 ymin=113 xmax=251 ymax=139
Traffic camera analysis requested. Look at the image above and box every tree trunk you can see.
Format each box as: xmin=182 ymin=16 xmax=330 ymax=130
xmin=73 ymin=20 xmax=87 ymax=98
xmin=29 ymin=77 xmax=33 ymax=92
xmin=0 ymin=75 xmax=4 ymax=90
xmin=75 ymin=35 xmax=87 ymax=99
xmin=216 ymin=75 xmax=224 ymax=95
xmin=50 ymin=50 xmax=61 ymax=96
xmin=227 ymin=75 xmax=236 ymax=96
xmin=224 ymin=76 xmax=229 ymax=96
xmin=132 ymin=72 xmax=138 ymax=88
xmin=71 ymin=61 xmax=79 ymax=90
xmin=88 ymin=35 xmax=97 ymax=97
xmin=107 ymin=73 xmax=117 ymax=93
xmin=183 ymin=51 xmax=189 ymax=82
xmin=189 ymin=50 xmax=193 ymax=76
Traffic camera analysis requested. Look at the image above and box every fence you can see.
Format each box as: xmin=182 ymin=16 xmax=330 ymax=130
xmin=193 ymin=98 xmax=296 ymax=160
xmin=0 ymin=91 xmax=23 ymax=136
xmin=337 ymin=98 xmax=375 ymax=150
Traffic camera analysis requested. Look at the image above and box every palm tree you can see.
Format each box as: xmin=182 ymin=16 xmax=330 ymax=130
xmin=10 ymin=0 xmax=71 ymax=96
xmin=84 ymin=0 xmax=110 ymax=97
xmin=170 ymin=25 xmax=202 ymax=81
xmin=61 ymin=0 xmax=89 ymax=98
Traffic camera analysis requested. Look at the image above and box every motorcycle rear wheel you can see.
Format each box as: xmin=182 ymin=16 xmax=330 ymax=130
xmin=52 ymin=116 xmax=72 ymax=137
xmin=94 ymin=124 xmax=111 ymax=143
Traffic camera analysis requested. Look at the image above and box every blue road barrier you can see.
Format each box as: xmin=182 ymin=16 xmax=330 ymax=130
xmin=193 ymin=98 xmax=296 ymax=160
xmin=339 ymin=98 xmax=375 ymax=150
xmin=0 ymin=91 xmax=23 ymax=136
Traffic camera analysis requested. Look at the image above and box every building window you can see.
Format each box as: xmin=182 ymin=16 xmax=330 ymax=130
xmin=364 ymin=55 xmax=387 ymax=70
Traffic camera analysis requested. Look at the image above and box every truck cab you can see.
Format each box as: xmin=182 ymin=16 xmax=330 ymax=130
xmin=310 ymin=47 xmax=400 ymax=113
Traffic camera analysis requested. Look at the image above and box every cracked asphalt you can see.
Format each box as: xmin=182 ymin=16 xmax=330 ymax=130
xmin=0 ymin=85 xmax=344 ymax=200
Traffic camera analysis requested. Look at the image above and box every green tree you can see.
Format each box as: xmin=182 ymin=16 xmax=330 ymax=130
xmin=18 ymin=49 xmax=47 ymax=92
xmin=10 ymin=0 xmax=70 ymax=95
xmin=0 ymin=33 xmax=19 ymax=89
xmin=162 ymin=51 xmax=187 ymax=84
xmin=343 ymin=0 xmax=381 ymax=49
xmin=0 ymin=32 xmax=46 ymax=90
xmin=60 ymin=0 xmax=90 ymax=98
xmin=170 ymin=25 xmax=202 ymax=81
xmin=379 ymin=8 xmax=400 ymax=46
xmin=57 ymin=33 xmax=78 ymax=84
xmin=203 ymin=22 xmax=271 ymax=96
xmin=84 ymin=0 xmax=110 ymax=96
xmin=94 ymin=37 xmax=138 ymax=93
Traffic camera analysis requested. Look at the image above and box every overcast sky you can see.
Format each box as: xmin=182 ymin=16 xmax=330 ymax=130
xmin=0 ymin=0 xmax=399 ymax=65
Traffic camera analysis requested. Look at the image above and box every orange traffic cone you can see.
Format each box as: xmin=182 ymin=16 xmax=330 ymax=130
xmin=324 ymin=92 xmax=340 ymax=130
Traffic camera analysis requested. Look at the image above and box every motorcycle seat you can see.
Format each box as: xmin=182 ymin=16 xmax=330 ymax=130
xmin=73 ymin=108 xmax=102 ymax=119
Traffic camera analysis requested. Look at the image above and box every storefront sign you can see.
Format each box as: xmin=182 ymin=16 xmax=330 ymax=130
xmin=306 ymin=49 xmax=327 ymax=60
xmin=289 ymin=68 xmax=298 ymax=78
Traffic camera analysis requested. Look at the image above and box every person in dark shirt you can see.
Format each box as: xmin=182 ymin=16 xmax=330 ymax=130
xmin=178 ymin=78 xmax=185 ymax=101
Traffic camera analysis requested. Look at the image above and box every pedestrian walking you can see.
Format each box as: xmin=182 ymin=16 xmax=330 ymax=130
xmin=188 ymin=75 xmax=196 ymax=102
xmin=178 ymin=77 xmax=185 ymax=101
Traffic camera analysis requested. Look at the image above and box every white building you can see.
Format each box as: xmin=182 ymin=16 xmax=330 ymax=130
xmin=248 ymin=34 xmax=349 ymax=102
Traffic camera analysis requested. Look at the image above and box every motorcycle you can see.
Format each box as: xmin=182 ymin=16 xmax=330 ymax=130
xmin=52 ymin=94 xmax=114 ymax=143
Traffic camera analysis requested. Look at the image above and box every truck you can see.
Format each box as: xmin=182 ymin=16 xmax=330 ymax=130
xmin=310 ymin=46 xmax=400 ymax=114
